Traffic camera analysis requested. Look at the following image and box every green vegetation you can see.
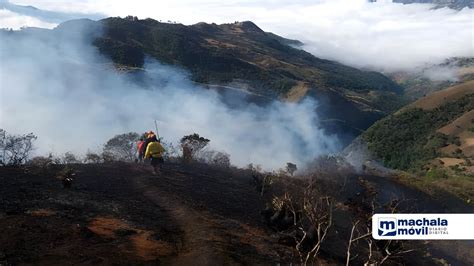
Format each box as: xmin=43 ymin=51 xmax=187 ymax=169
xmin=426 ymin=168 xmax=447 ymax=179
xmin=363 ymin=94 xmax=474 ymax=170
xmin=396 ymin=171 xmax=474 ymax=204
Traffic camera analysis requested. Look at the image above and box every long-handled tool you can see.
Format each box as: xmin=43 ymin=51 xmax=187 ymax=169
xmin=154 ymin=120 xmax=159 ymax=138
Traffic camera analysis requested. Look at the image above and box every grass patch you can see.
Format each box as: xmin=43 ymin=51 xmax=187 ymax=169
xmin=396 ymin=171 xmax=474 ymax=205
xmin=425 ymin=168 xmax=447 ymax=179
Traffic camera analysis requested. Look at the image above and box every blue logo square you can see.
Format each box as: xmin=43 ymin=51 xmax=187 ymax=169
xmin=378 ymin=218 xmax=397 ymax=236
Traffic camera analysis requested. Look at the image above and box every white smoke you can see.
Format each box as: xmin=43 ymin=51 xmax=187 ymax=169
xmin=2 ymin=0 xmax=473 ymax=72
xmin=422 ymin=65 xmax=461 ymax=81
xmin=0 ymin=8 xmax=56 ymax=29
xmin=0 ymin=26 xmax=340 ymax=169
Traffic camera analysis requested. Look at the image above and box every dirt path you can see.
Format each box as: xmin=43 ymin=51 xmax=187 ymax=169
xmin=130 ymin=164 xmax=292 ymax=264
xmin=133 ymin=176 xmax=229 ymax=265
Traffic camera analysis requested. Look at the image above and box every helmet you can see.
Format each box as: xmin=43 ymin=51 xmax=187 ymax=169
xmin=147 ymin=131 xmax=156 ymax=139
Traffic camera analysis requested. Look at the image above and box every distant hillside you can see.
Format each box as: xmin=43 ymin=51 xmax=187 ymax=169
xmin=394 ymin=0 xmax=473 ymax=9
xmin=94 ymin=17 xmax=405 ymax=140
xmin=356 ymin=81 xmax=474 ymax=202
xmin=370 ymin=0 xmax=473 ymax=9
xmin=389 ymin=57 xmax=474 ymax=101
xmin=363 ymin=80 xmax=474 ymax=171
xmin=93 ymin=18 xmax=401 ymax=95
xmin=3 ymin=17 xmax=404 ymax=143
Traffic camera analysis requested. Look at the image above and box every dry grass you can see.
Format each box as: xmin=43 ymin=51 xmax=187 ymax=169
xmin=401 ymin=80 xmax=474 ymax=112
xmin=27 ymin=209 xmax=57 ymax=217
xmin=204 ymin=38 xmax=237 ymax=48
xmin=88 ymin=217 xmax=174 ymax=260
xmin=435 ymin=110 xmax=474 ymax=167
xmin=437 ymin=157 xmax=466 ymax=167
xmin=437 ymin=110 xmax=474 ymax=135
xmin=458 ymin=66 xmax=474 ymax=77
xmin=284 ymin=81 xmax=310 ymax=102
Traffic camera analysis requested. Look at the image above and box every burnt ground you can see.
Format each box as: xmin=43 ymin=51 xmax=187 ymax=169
xmin=0 ymin=163 xmax=294 ymax=265
xmin=0 ymin=162 xmax=473 ymax=265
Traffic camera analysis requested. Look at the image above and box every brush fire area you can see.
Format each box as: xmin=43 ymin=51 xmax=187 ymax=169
xmin=0 ymin=161 xmax=472 ymax=265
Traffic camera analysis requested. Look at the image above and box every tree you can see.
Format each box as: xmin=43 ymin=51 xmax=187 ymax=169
xmin=102 ymin=132 xmax=139 ymax=162
xmin=62 ymin=152 xmax=79 ymax=164
xmin=180 ymin=133 xmax=210 ymax=160
xmin=286 ymin=162 xmax=297 ymax=176
xmin=200 ymin=150 xmax=231 ymax=167
xmin=84 ymin=151 xmax=102 ymax=164
xmin=211 ymin=151 xmax=230 ymax=168
xmin=0 ymin=129 xmax=37 ymax=166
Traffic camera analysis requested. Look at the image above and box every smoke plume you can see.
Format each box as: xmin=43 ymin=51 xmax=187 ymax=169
xmin=0 ymin=25 xmax=339 ymax=169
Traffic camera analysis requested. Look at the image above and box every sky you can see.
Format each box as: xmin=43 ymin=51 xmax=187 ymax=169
xmin=0 ymin=0 xmax=473 ymax=71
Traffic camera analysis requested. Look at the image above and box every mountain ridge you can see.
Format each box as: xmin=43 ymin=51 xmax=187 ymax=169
xmin=369 ymin=0 xmax=473 ymax=10
xmin=1 ymin=17 xmax=405 ymax=144
xmin=393 ymin=0 xmax=473 ymax=9
xmin=89 ymin=17 xmax=404 ymax=141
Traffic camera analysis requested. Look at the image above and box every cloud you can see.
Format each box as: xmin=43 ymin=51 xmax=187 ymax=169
xmin=4 ymin=0 xmax=473 ymax=72
xmin=0 ymin=8 xmax=56 ymax=29
xmin=422 ymin=65 xmax=461 ymax=81
xmin=0 ymin=26 xmax=340 ymax=169
xmin=0 ymin=0 xmax=103 ymax=29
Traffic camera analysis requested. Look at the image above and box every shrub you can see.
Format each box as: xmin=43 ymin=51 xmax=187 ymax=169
xmin=0 ymin=129 xmax=37 ymax=166
xmin=29 ymin=154 xmax=55 ymax=169
xmin=286 ymin=162 xmax=297 ymax=176
xmin=161 ymin=141 xmax=180 ymax=161
xmin=199 ymin=150 xmax=231 ymax=168
xmin=449 ymin=165 xmax=465 ymax=173
xmin=180 ymin=133 xmax=210 ymax=160
xmin=62 ymin=152 xmax=80 ymax=164
xmin=84 ymin=151 xmax=102 ymax=164
xmin=103 ymin=132 xmax=139 ymax=162
xmin=426 ymin=168 xmax=447 ymax=179
xmin=465 ymin=158 xmax=472 ymax=166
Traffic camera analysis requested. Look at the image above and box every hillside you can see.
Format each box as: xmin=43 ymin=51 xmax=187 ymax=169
xmin=1 ymin=161 xmax=473 ymax=265
xmin=360 ymin=80 xmax=474 ymax=202
xmin=93 ymin=18 xmax=401 ymax=94
xmin=364 ymin=80 xmax=474 ymax=170
xmin=0 ymin=163 xmax=292 ymax=264
xmin=369 ymin=0 xmax=473 ymax=9
xmin=393 ymin=0 xmax=473 ymax=9
xmin=390 ymin=57 xmax=474 ymax=101
xmin=85 ymin=17 xmax=403 ymax=138
xmin=1 ymin=18 xmax=405 ymax=142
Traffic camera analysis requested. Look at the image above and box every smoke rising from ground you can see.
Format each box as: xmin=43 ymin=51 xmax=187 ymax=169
xmin=422 ymin=65 xmax=461 ymax=82
xmin=2 ymin=0 xmax=473 ymax=73
xmin=0 ymin=26 xmax=340 ymax=169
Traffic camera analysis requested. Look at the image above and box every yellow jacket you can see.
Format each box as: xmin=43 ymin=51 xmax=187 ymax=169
xmin=144 ymin=142 xmax=165 ymax=159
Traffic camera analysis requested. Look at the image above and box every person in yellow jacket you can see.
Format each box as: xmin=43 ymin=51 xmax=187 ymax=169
xmin=144 ymin=135 xmax=166 ymax=174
